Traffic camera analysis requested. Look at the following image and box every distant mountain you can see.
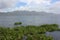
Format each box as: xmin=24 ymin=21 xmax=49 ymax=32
xmin=0 ymin=11 xmax=60 ymax=27
xmin=0 ymin=11 xmax=56 ymax=16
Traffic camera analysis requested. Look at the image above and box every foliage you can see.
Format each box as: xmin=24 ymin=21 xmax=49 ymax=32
xmin=0 ymin=24 xmax=59 ymax=40
xmin=14 ymin=22 xmax=22 ymax=25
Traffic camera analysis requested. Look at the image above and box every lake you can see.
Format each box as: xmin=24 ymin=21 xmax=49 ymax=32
xmin=0 ymin=13 xmax=57 ymax=27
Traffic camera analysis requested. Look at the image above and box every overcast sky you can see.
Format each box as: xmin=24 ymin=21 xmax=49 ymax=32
xmin=0 ymin=0 xmax=60 ymax=14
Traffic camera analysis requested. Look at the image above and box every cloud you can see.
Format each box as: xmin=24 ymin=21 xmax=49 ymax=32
xmin=0 ymin=0 xmax=18 ymax=8
xmin=48 ymin=1 xmax=60 ymax=14
xmin=0 ymin=0 xmax=60 ymax=14
xmin=18 ymin=0 xmax=51 ymax=11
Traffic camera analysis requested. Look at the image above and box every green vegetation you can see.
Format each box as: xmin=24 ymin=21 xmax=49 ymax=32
xmin=14 ymin=22 xmax=22 ymax=25
xmin=0 ymin=22 xmax=60 ymax=40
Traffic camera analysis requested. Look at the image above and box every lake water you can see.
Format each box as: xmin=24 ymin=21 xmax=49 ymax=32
xmin=0 ymin=13 xmax=57 ymax=27
xmin=46 ymin=31 xmax=60 ymax=40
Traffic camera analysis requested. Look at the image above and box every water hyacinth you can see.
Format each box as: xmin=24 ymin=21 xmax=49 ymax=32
xmin=0 ymin=22 xmax=59 ymax=40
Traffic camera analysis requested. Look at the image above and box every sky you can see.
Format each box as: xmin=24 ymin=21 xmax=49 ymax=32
xmin=0 ymin=0 xmax=60 ymax=14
